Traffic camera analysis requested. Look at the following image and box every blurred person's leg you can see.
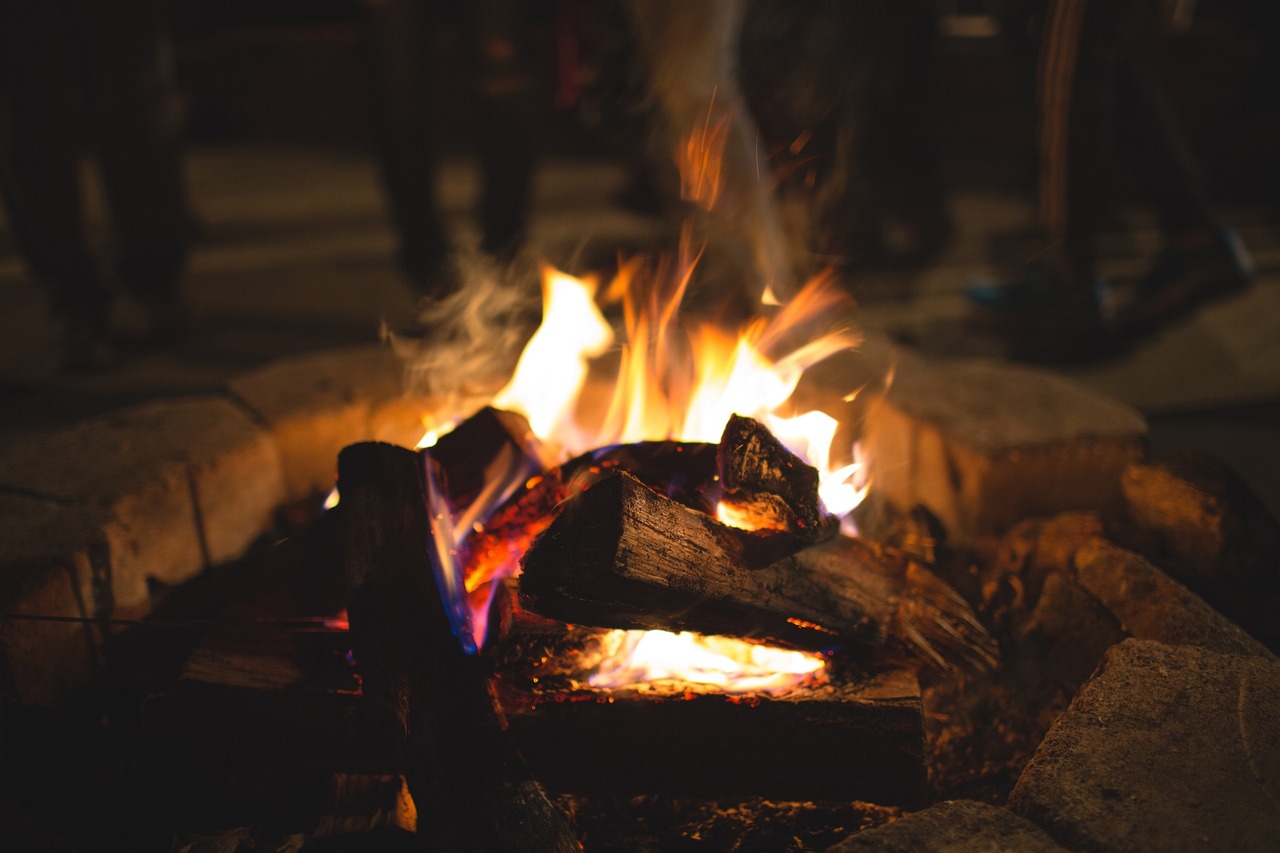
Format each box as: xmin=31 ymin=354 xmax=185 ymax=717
xmin=362 ymin=0 xmax=453 ymax=294
xmin=464 ymin=0 xmax=538 ymax=263
xmin=1036 ymin=0 xmax=1113 ymax=298
xmin=81 ymin=0 xmax=190 ymax=338
xmin=1107 ymin=6 xmax=1253 ymax=333
xmin=0 ymin=1 xmax=114 ymax=366
xmin=968 ymin=0 xmax=1123 ymax=360
xmin=848 ymin=0 xmax=951 ymax=269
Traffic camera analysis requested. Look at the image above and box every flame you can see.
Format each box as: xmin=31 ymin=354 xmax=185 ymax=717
xmin=586 ymin=629 xmax=825 ymax=695
xmin=417 ymin=120 xmax=873 ymax=691
xmin=677 ymin=92 xmax=730 ymax=211
xmin=492 ymin=264 xmax=614 ymax=448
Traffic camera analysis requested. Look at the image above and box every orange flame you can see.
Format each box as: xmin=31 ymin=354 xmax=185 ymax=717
xmin=677 ymin=94 xmax=730 ymax=211
xmin=432 ymin=254 xmax=870 ymax=688
xmin=421 ymin=123 xmax=873 ymax=687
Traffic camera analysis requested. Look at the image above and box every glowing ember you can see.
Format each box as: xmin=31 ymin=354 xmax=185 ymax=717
xmin=586 ymin=629 xmax=825 ymax=695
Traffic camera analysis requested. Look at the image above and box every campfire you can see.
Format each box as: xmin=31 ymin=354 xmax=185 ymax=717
xmin=327 ymin=223 xmax=1006 ymax=848
xmin=8 ymin=94 xmax=1274 ymax=851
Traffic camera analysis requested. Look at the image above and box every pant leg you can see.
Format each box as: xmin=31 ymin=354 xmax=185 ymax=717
xmin=80 ymin=0 xmax=191 ymax=306
xmin=0 ymin=1 xmax=111 ymax=322
xmin=1112 ymin=50 xmax=1213 ymax=236
xmin=362 ymin=0 xmax=452 ymax=286
xmin=463 ymin=0 xmax=538 ymax=261
xmin=1036 ymin=0 xmax=1111 ymax=288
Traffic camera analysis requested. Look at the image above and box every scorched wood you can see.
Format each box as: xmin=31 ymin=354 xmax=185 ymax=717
xmin=520 ymin=471 xmax=996 ymax=669
xmin=430 ymin=405 xmax=543 ymax=512
xmin=495 ymin=666 xmax=928 ymax=805
xmin=485 ymin=582 xmax=928 ymax=804
xmin=718 ymin=413 xmax=833 ymax=537
xmin=338 ymin=441 xmax=578 ymax=851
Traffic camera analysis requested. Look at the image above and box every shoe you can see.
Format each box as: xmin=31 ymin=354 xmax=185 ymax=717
xmin=967 ymin=270 xmax=1125 ymax=364
xmin=1114 ymin=228 xmax=1253 ymax=336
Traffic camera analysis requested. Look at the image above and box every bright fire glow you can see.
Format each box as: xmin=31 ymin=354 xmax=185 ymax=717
xmin=587 ymin=629 xmax=825 ymax=695
xmin=418 ymin=118 xmax=873 ymax=691
xmin=492 ymin=265 xmax=614 ymax=445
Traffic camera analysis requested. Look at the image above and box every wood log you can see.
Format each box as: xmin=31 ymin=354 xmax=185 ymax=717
xmin=431 ymin=406 xmax=543 ymax=512
xmin=718 ymin=413 xmax=832 ymax=537
xmin=338 ymin=441 xmax=578 ymax=851
xmin=520 ymin=471 xmax=997 ymax=669
xmin=498 ymin=671 xmax=927 ymax=805
xmin=485 ymin=581 xmax=928 ymax=804
xmin=559 ymin=440 xmax=721 ymax=515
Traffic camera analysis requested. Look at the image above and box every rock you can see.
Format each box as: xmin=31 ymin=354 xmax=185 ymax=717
xmin=983 ymin=513 xmax=1105 ymax=615
xmin=862 ymin=360 xmax=1146 ymax=544
xmin=1013 ymin=570 xmax=1125 ymax=701
xmin=1072 ymin=539 xmax=1273 ymax=659
xmin=826 ymin=800 xmax=1066 ymax=852
xmin=1121 ymin=452 xmax=1280 ymax=587
xmin=1009 ymin=639 xmax=1280 ymax=853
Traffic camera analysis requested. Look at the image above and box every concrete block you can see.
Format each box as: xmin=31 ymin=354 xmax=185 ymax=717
xmin=228 ymin=344 xmax=405 ymax=501
xmin=1122 ymin=452 xmax=1280 ymax=587
xmin=1009 ymin=640 xmax=1280 ymax=853
xmin=827 ymin=800 xmax=1066 ymax=852
xmin=0 ymin=496 xmax=103 ymax=706
xmin=0 ymin=396 xmax=283 ymax=593
xmin=863 ymin=360 xmax=1146 ymax=543
xmin=185 ymin=403 xmax=285 ymax=566
xmin=0 ymin=414 xmax=201 ymax=602
xmin=1072 ymin=538 xmax=1273 ymax=659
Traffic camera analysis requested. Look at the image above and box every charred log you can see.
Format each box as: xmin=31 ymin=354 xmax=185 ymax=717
xmin=557 ymin=440 xmax=721 ymax=515
xmin=338 ymin=441 xmax=578 ymax=851
xmin=484 ymin=583 xmax=928 ymax=805
xmin=520 ymin=471 xmax=997 ymax=669
xmin=431 ymin=406 xmax=543 ymax=512
xmin=718 ymin=413 xmax=832 ymax=537
xmin=495 ymin=668 xmax=928 ymax=805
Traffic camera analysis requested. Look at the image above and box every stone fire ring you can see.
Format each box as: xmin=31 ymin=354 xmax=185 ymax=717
xmin=2 ymin=351 xmax=1277 ymax=852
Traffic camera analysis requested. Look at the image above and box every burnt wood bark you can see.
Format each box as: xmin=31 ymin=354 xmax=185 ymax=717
xmin=718 ymin=413 xmax=831 ymax=536
xmin=494 ymin=666 xmax=928 ymax=805
xmin=484 ymin=581 xmax=927 ymax=803
xmin=338 ymin=441 xmax=578 ymax=851
xmin=431 ymin=405 xmax=543 ymax=512
xmin=520 ymin=471 xmax=996 ymax=669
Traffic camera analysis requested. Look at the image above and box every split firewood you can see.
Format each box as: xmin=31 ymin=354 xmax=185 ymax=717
xmin=431 ymin=405 xmax=543 ymax=512
xmin=559 ymin=440 xmax=721 ymax=515
xmin=520 ymin=471 xmax=996 ymax=670
xmin=717 ymin=414 xmax=835 ymax=538
xmin=338 ymin=441 xmax=579 ymax=851
xmin=500 ymin=674 xmax=928 ymax=805
xmin=485 ymin=580 xmax=929 ymax=805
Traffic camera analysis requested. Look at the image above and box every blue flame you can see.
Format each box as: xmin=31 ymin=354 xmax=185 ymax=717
xmin=422 ymin=444 xmax=544 ymax=655
xmin=422 ymin=451 xmax=477 ymax=654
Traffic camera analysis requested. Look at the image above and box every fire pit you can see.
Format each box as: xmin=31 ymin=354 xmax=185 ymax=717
xmin=3 ymin=334 xmax=1279 ymax=849
xmin=3 ymin=144 xmax=1278 ymax=853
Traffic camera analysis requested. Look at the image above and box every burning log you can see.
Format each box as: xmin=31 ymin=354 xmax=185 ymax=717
xmin=718 ymin=414 xmax=833 ymax=537
xmin=338 ymin=441 xmax=579 ymax=851
xmin=498 ymin=668 xmax=928 ymax=805
xmin=486 ymin=581 xmax=929 ymax=805
xmin=520 ymin=471 xmax=996 ymax=669
xmin=431 ymin=405 xmax=543 ymax=512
